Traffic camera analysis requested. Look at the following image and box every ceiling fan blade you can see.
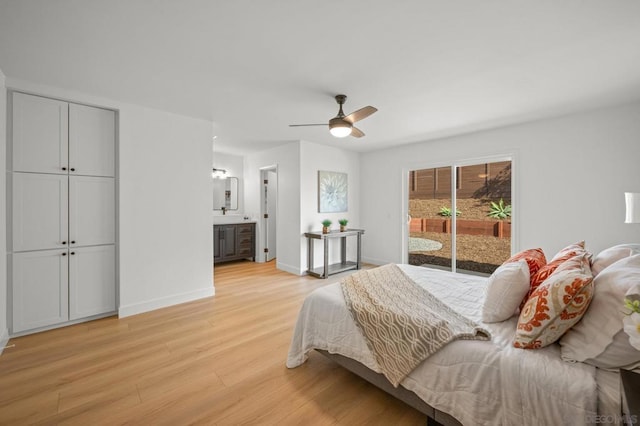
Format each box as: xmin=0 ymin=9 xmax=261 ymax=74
xmin=351 ymin=126 xmax=365 ymax=138
xmin=344 ymin=106 xmax=377 ymax=124
xmin=289 ymin=123 xmax=326 ymax=127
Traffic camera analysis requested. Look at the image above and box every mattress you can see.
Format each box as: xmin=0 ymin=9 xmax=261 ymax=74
xmin=287 ymin=264 xmax=620 ymax=426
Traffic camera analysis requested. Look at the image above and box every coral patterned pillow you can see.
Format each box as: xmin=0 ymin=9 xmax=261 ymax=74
xmin=523 ymin=241 xmax=588 ymax=307
xmin=503 ymin=248 xmax=546 ymax=278
xmin=552 ymin=241 xmax=586 ymax=259
xmin=513 ymin=254 xmax=593 ymax=349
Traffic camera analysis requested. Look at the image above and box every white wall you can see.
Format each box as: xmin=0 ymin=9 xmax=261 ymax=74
xmin=212 ymin=151 xmax=245 ymax=217
xmin=4 ymin=78 xmax=214 ymax=320
xmin=118 ymin=106 xmax=214 ymax=316
xmin=300 ymin=140 xmax=361 ymax=269
xmin=361 ymin=101 xmax=640 ymax=265
xmin=0 ymin=69 xmax=7 ymax=349
xmin=244 ymin=142 xmax=301 ymax=274
xmin=243 ymin=140 xmax=362 ymax=275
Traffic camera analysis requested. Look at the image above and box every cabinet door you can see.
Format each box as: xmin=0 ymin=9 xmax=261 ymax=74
xmin=69 ymin=103 xmax=115 ymax=177
xmin=69 ymin=176 xmax=115 ymax=247
xmin=12 ymin=92 xmax=69 ymax=174
xmin=222 ymin=225 xmax=237 ymax=258
xmin=214 ymin=226 xmax=222 ymax=262
xmin=69 ymin=245 xmax=116 ymax=320
xmin=12 ymin=173 xmax=69 ymax=252
xmin=12 ymin=250 xmax=69 ymax=333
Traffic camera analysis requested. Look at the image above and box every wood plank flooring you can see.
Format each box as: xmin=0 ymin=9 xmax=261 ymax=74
xmin=0 ymin=260 xmax=427 ymax=425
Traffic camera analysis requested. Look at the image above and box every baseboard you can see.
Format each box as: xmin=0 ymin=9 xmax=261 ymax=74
xmin=276 ymin=261 xmax=302 ymax=276
xmin=118 ymin=286 xmax=215 ymax=318
xmin=0 ymin=328 xmax=9 ymax=356
xmin=361 ymin=257 xmax=386 ymax=266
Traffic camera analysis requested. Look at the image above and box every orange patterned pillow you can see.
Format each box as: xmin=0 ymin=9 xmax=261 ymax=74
xmin=524 ymin=242 xmax=588 ymax=305
xmin=513 ymin=254 xmax=593 ymax=349
xmin=504 ymin=248 xmax=547 ymax=278
xmin=551 ymin=240 xmax=584 ymax=261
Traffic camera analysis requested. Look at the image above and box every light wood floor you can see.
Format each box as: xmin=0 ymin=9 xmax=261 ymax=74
xmin=0 ymin=261 xmax=427 ymax=425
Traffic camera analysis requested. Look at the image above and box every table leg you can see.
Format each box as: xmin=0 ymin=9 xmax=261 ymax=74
xmin=356 ymin=232 xmax=362 ymax=269
xmin=323 ymin=238 xmax=329 ymax=279
xmin=341 ymin=236 xmax=347 ymax=265
xmin=307 ymin=237 xmax=313 ymax=274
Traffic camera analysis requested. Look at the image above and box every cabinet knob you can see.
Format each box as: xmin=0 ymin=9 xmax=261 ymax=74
xmin=62 ymin=241 xmax=67 ymax=245
xmin=70 ymin=241 xmax=76 ymax=244
xmin=70 ymin=252 xmax=76 ymax=255
xmin=62 ymin=252 xmax=67 ymax=256
xmin=70 ymin=168 xmax=76 ymax=172
xmin=62 ymin=167 xmax=67 ymax=171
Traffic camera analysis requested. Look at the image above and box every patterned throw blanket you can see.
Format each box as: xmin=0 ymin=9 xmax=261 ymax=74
xmin=341 ymin=264 xmax=491 ymax=386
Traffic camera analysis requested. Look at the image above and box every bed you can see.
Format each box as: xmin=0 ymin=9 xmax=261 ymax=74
xmin=286 ymin=260 xmax=633 ymax=426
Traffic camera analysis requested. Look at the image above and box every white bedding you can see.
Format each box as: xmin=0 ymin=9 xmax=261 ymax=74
xmin=287 ymin=264 xmax=618 ymax=426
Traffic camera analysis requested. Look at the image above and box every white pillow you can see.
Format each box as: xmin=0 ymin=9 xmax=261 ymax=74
xmin=591 ymin=244 xmax=640 ymax=277
xmin=559 ymin=254 xmax=640 ymax=369
xmin=482 ymin=260 xmax=530 ymax=323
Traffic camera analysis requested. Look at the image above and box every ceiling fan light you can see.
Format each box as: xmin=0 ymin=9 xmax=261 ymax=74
xmin=329 ymin=118 xmax=352 ymax=138
xmin=330 ymin=126 xmax=352 ymax=138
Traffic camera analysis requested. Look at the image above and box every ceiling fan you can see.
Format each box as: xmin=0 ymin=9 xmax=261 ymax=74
xmin=289 ymin=94 xmax=378 ymax=138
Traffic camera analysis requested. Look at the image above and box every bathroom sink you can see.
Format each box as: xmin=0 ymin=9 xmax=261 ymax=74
xmin=213 ymin=215 xmax=255 ymax=225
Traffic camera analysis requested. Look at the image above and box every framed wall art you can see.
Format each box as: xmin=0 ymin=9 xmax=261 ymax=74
xmin=318 ymin=170 xmax=348 ymax=213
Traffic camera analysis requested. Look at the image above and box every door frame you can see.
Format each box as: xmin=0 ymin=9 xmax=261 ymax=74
xmin=259 ymin=164 xmax=278 ymax=263
xmin=401 ymin=153 xmax=518 ymax=271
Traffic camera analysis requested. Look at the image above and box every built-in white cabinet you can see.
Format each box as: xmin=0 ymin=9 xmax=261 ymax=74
xmin=12 ymin=92 xmax=115 ymax=177
xmin=11 ymin=250 xmax=70 ymax=332
xmin=69 ymin=245 xmax=116 ymax=320
xmin=69 ymin=103 xmax=116 ymax=177
xmin=68 ymin=176 xmax=116 ymax=246
xmin=9 ymin=91 xmax=117 ymax=335
xmin=11 ymin=173 xmax=69 ymax=252
xmin=12 ymin=93 xmax=69 ymax=175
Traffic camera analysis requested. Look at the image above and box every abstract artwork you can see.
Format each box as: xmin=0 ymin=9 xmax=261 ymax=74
xmin=318 ymin=170 xmax=348 ymax=213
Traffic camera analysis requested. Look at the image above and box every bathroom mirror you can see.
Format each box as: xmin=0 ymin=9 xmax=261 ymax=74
xmin=213 ymin=177 xmax=238 ymax=211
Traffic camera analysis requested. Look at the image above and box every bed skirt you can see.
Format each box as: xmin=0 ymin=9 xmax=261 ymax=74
xmin=315 ymin=349 xmax=462 ymax=426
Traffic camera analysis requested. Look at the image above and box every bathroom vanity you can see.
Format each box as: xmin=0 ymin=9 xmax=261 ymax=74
xmin=213 ymin=220 xmax=256 ymax=264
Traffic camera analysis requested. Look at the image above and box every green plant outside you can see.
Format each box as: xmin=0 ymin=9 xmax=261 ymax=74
xmin=487 ymin=199 xmax=511 ymax=219
xmin=438 ymin=206 xmax=461 ymax=217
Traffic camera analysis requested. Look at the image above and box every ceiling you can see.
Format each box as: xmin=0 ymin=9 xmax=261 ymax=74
xmin=1 ymin=1 xmax=640 ymax=155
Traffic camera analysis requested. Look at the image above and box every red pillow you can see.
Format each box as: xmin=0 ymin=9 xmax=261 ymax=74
xmin=517 ymin=242 xmax=589 ymax=310
xmin=504 ymin=248 xmax=547 ymax=278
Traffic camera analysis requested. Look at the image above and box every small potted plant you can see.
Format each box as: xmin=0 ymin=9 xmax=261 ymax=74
xmin=321 ymin=219 xmax=332 ymax=234
xmin=338 ymin=219 xmax=348 ymax=232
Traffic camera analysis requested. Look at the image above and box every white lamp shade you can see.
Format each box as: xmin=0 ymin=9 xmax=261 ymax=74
xmin=329 ymin=125 xmax=352 ymax=138
xmin=625 ymin=192 xmax=640 ymax=223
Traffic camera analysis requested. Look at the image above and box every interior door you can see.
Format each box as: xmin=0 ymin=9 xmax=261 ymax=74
xmin=262 ymin=168 xmax=278 ymax=262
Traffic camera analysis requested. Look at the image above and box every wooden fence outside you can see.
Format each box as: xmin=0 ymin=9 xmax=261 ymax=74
xmin=409 ymin=161 xmax=511 ymax=200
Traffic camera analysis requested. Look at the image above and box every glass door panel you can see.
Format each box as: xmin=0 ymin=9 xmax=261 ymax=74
xmin=408 ymin=166 xmax=453 ymax=271
xmin=454 ymin=161 xmax=512 ymax=275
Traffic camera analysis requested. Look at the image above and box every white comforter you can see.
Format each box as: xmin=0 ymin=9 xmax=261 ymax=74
xmin=287 ymin=264 xmax=600 ymax=426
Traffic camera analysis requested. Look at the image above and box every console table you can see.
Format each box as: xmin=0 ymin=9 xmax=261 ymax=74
xmin=304 ymin=229 xmax=365 ymax=279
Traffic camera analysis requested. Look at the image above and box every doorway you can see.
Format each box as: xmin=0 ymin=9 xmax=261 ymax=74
xmin=260 ymin=166 xmax=278 ymax=262
xmin=407 ymin=158 xmax=513 ymax=275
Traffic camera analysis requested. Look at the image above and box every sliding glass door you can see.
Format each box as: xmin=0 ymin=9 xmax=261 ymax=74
xmin=407 ymin=158 xmax=512 ymax=275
